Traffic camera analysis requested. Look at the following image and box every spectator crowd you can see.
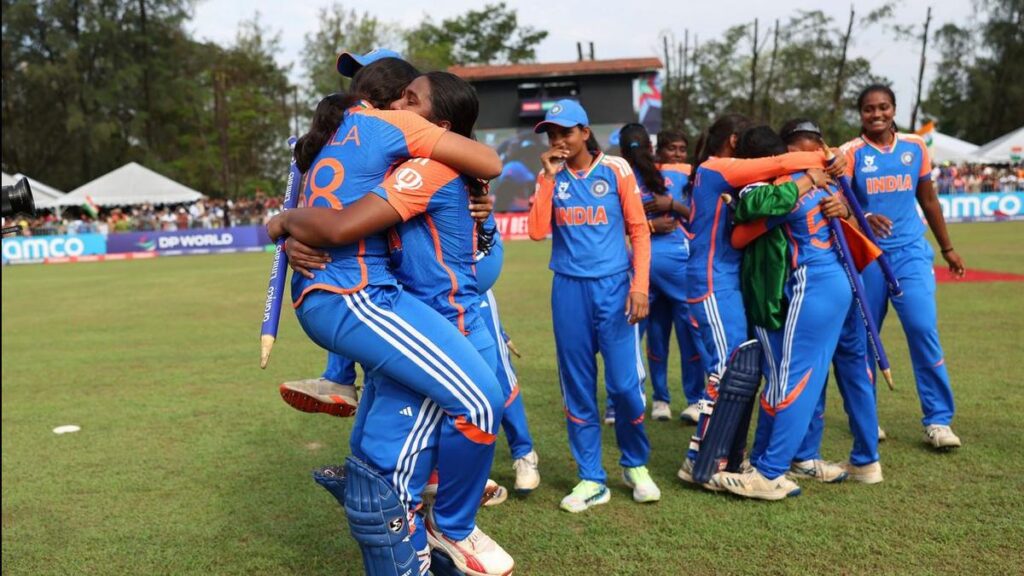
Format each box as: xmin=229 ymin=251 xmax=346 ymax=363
xmin=934 ymin=163 xmax=1024 ymax=194
xmin=13 ymin=195 xmax=283 ymax=237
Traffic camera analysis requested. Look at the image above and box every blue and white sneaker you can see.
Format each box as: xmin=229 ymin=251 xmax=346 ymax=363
xmin=603 ymin=407 xmax=616 ymax=426
xmin=560 ymin=480 xmax=610 ymax=513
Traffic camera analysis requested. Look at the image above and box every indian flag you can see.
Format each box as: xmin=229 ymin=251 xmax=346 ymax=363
xmin=916 ymin=121 xmax=935 ymax=149
xmin=82 ymin=195 xmax=99 ymax=218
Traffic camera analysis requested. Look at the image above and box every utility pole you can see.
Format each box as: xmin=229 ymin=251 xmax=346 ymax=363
xmin=910 ymin=6 xmax=933 ymax=131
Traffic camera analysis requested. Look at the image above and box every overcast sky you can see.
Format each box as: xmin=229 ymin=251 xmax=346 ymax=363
xmin=190 ymin=0 xmax=978 ymax=126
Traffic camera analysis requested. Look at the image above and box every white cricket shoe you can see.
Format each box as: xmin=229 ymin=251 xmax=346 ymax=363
xmin=425 ymin=510 xmax=514 ymax=576
xmin=924 ymin=424 xmax=962 ymax=449
xmin=842 ymin=461 xmax=884 ymax=484
xmin=877 ymin=426 xmax=887 ymax=441
xmin=622 ymin=466 xmax=661 ymax=503
xmin=512 ymin=451 xmax=540 ymax=493
xmin=279 ymin=378 xmax=358 ymax=417
xmin=559 ymin=480 xmax=610 ymax=513
xmin=603 ymin=406 xmax=616 ymax=426
xmin=676 ymin=457 xmax=723 ymax=492
xmin=679 ymin=403 xmax=701 ymax=425
xmin=651 ymin=400 xmax=671 ymax=421
xmin=718 ymin=468 xmax=802 ymax=501
xmin=788 ymin=459 xmax=849 ymax=483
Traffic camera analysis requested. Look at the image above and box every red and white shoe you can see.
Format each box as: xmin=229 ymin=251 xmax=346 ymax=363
xmin=423 ymin=473 xmax=506 ymax=508
xmin=425 ymin=510 xmax=514 ymax=576
xmin=278 ymin=378 xmax=357 ymax=417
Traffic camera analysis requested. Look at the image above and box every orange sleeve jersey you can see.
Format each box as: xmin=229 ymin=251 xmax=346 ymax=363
xmin=372 ymin=158 xmax=483 ymax=336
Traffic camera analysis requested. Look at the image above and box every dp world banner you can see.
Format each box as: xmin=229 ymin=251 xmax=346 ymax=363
xmin=932 ymin=192 xmax=1024 ymax=223
xmin=107 ymin=226 xmax=272 ymax=255
xmin=2 ymin=233 xmax=107 ymax=263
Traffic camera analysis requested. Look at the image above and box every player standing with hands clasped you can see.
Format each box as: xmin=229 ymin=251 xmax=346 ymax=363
xmin=528 ymin=100 xmax=658 ymax=513
xmin=842 ymin=85 xmax=965 ymax=450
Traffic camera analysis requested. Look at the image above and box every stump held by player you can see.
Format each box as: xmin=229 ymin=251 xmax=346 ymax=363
xmin=259 ymin=136 xmax=300 ymax=369
xmin=692 ymin=339 xmax=762 ymax=485
xmin=827 ymin=203 xmax=894 ymax=390
xmin=341 ymin=456 xmax=419 ymax=576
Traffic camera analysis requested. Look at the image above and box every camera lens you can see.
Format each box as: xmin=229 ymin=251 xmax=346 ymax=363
xmin=1 ymin=178 xmax=35 ymax=218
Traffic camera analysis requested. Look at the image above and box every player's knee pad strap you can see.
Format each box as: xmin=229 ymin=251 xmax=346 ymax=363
xmin=341 ymin=456 xmax=419 ymax=576
xmin=692 ymin=340 xmax=762 ymax=484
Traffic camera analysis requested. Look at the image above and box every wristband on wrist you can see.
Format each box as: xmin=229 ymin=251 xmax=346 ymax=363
xmin=941 ymin=246 xmax=955 ymax=254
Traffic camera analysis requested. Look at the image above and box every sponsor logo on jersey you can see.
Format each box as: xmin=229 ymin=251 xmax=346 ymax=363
xmin=393 ymin=167 xmax=424 ymax=192
xmin=399 ymin=406 xmax=413 ymax=417
xmin=590 ymin=179 xmax=610 ymax=198
xmin=901 ymin=151 xmax=914 ymax=166
xmin=862 ymin=154 xmax=879 ymax=173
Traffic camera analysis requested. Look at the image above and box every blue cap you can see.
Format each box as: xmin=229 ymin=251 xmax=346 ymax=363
xmin=336 ymin=48 xmax=403 ymax=78
xmin=533 ymin=99 xmax=589 ymax=133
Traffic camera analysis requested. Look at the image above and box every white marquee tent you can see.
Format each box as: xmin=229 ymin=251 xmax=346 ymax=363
xmin=58 ymin=162 xmax=204 ymax=207
xmin=973 ymin=126 xmax=1024 ymax=164
xmin=928 ymin=132 xmax=980 ymax=164
xmin=1 ymin=171 xmax=15 ymax=187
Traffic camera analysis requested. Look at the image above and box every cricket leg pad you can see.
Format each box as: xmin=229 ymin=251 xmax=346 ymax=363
xmin=343 ymin=456 xmax=419 ymax=576
xmin=692 ymin=340 xmax=762 ymax=484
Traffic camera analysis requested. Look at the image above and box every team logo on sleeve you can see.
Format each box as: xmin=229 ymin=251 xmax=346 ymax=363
xmin=901 ymin=151 xmax=914 ymax=166
xmin=393 ymin=167 xmax=424 ymax=191
xmin=556 ymin=181 xmax=571 ymax=200
xmin=590 ymin=179 xmax=610 ymax=198
xmin=862 ymin=155 xmax=878 ymax=173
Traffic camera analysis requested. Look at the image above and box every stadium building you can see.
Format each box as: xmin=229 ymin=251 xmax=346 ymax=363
xmin=450 ymin=56 xmax=663 ymax=212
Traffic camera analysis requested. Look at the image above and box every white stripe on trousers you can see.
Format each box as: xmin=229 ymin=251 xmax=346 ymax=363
xmin=354 ymin=291 xmax=494 ymax=432
xmin=485 ymin=290 xmax=518 ymax=388
xmin=775 ymin=266 xmax=808 ymax=407
xmin=703 ymin=293 xmax=730 ymax=376
xmin=342 ymin=291 xmax=493 ymax=433
xmin=392 ymin=397 xmax=443 ymax=506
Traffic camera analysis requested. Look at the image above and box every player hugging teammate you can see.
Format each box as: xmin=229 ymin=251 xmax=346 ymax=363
xmin=265 ymin=49 xmax=967 ymax=572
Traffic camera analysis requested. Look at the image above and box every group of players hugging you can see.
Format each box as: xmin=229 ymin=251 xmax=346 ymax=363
xmin=265 ymin=48 xmax=965 ymax=576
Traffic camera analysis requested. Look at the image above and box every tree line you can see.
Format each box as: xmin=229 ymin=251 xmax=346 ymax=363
xmin=2 ymin=0 xmax=1020 ymax=198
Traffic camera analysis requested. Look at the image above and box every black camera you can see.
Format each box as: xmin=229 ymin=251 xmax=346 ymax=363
xmin=1 ymin=177 xmax=35 ymax=234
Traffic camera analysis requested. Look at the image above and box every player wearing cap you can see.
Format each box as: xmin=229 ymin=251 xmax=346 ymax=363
xmin=527 ymin=100 xmax=659 ymax=513
xmin=842 ymin=85 xmax=965 ymax=450
xmin=715 ymin=126 xmax=853 ymax=500
xmin=678 ymin=115 xmax=829 ymax=488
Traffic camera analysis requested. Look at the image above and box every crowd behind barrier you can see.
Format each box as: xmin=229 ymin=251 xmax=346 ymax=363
xmin=934 ymin=164 xmax=1024 ymax=195
xmin=12 ymin=195 xmax=282 ymax=238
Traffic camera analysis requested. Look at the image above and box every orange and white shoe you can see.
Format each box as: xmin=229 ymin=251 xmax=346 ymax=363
xmin=279 ymin=378 xmax=357 ymax=417
xmin=425 ymin=510 xmax=514 ymax=576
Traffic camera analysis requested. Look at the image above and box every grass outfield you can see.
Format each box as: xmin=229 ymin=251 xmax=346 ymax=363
xmin=3 ymin=222 xmax=1024 ymax=575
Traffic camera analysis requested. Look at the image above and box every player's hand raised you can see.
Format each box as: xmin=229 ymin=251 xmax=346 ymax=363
xmin=540 ymin=146 xmax=569 ymax=180
xmin=825 ymin=148 xmax=848 ymax=178
xmin=625 ymin=291 xmax=648 ymax=324
xmin=285 ymin=237 xmax=330 ymax=279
